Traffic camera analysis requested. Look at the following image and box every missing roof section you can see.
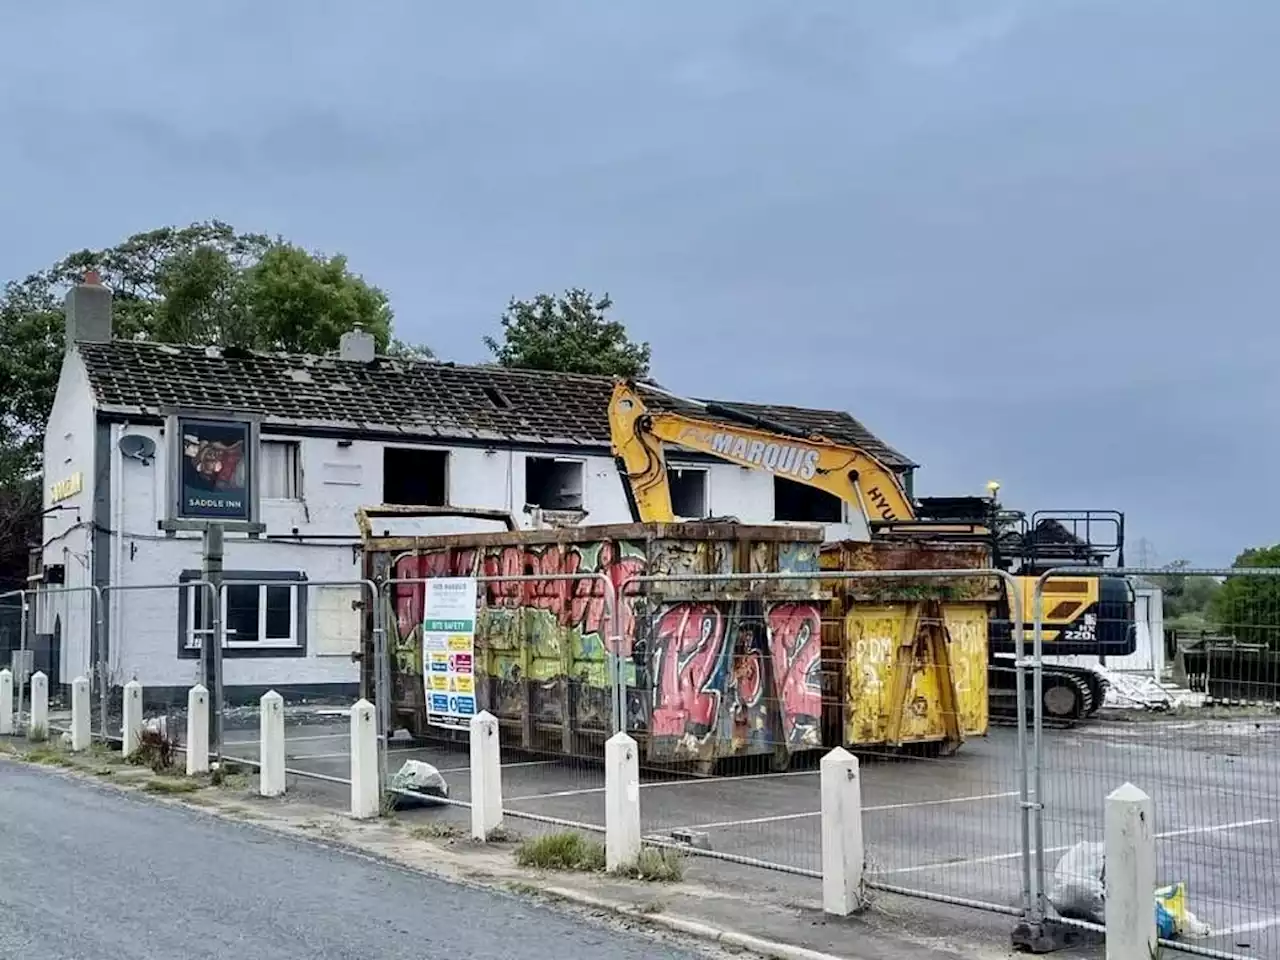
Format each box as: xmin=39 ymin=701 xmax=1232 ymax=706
xmin=483 ymin=385 xmax=512 ymax=409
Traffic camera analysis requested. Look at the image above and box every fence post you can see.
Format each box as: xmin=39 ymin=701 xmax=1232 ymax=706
xmin=122 ymin=679 xmax=143 ymax=757
xmin=1105 ymin=782 xmax=1156 ymax=960
xmin=469 ymin=710 xmax=503 ymax=840
xmin=186 ymin=684 xmax=210 ymax=776
xmin=29 ymin=671 xmax=48 ymax=740
xmin=605 ymin=731 xmax=640 ymax=871
xmin=70 ymin=676 xmax=91 ymax=752
xmin=260 ymin=690 xmax=285 ymax=797
xmin=821 ymin=747 xmax=865 ymax=916
xmin=0 ymin=668 xmax=12 ymax=736
xmin=350 ymin=699 xmax=378 ymax=819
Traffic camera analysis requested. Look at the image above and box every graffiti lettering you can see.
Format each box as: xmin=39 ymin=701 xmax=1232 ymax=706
xmin=766 ymin=603 xmax=823 ymax=747
xmin=652 ymin=604 xmax=726 ymax=739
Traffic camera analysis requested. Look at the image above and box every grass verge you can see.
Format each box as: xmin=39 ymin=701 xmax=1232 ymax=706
xmin=515 ymin=832 xmax=607 ymax=872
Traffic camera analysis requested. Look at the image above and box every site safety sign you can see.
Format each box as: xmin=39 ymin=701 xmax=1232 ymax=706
xmin=422 ymin=577 xmax=478 ymax=729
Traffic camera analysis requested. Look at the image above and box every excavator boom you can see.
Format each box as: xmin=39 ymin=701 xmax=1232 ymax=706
xmin=609 ymin=380 xmax=915 ymax=525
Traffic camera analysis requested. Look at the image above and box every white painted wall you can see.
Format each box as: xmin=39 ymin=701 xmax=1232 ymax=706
xmin=39 ymin=350 xmax=97 ymax=684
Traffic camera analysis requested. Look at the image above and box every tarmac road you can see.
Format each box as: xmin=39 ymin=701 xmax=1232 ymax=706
xmin=0 ymin=760 xmax=703 ymax=960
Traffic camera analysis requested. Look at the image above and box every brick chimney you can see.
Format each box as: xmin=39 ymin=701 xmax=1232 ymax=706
xmin=64 ymin=270 xmax=112 ymax=345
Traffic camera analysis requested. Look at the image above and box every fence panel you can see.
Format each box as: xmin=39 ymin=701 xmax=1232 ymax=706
xmin=611 ymin=568 xmax=1031 ymax=917
xmin=1034 ymin=567 xmax=1280 ymax=960
xmin=379 ymin=572 xmax=618 ymax=833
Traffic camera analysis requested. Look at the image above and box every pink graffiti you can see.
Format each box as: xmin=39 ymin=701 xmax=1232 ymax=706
xmin=652 ymin=604 xmax=725 ymax=739
xmin=767 ymin=603 xmax=823 ymax=745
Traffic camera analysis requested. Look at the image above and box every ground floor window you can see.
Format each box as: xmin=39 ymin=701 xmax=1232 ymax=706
xmin=178 ymin=570 xmax=307 ymax=658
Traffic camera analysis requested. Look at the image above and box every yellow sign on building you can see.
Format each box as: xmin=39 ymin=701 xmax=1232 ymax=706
xmin=49 ymin=472 xmax=83 ymax=504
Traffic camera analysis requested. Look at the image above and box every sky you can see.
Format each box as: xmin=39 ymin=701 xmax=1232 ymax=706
xmin=2 ymin=0 xmax=1277 ymax=567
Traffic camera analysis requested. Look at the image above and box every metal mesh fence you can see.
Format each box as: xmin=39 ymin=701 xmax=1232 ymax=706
xmin=1034 ymin=568 xmax=1280 ymax=960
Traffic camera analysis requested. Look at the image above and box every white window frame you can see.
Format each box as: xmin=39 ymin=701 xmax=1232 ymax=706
xmin=183 ymin=581 xmax=302 ymax=651
xmin=260 ymin=439 xmax=303 ymax=500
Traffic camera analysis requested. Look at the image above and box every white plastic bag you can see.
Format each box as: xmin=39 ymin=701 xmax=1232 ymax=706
xmin=1048 ymin=841 xmax=1106 ymax=923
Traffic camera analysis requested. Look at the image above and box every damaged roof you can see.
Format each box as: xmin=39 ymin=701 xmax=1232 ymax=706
xmin=75 ymin=340 xmax=915 ymax=469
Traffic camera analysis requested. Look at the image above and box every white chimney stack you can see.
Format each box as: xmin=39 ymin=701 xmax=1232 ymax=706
xmin=64 ymin=270 xmax=112 ymax=346
xmin=338 ymin=327 xmax=376 ymax=363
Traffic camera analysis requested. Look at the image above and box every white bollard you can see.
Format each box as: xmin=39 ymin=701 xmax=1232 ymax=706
xmin=1105 ymin=782 xmax=1156 ymax=959
xmin=469 ymin=710 xmax=503 ymax=840
xmin=28 ymin=671 xmax=48 ymax=740
xmin=122 ymin=679 xmax=143 ymax=757
xmin=186 ymin=684 xmax=210 ymax=776
xmin=605 ymin=731 xmax=641 ymax=871
xmin=70 ymin=676 xmax=91 ymax=751
xmin=260 ymin=690 xmax=285 ymax=797
xmin=821 ymin=747 xmax=865 ymax=916
xmin=350 ymin=699 xmax=379 ymax=819
xmin=0 ymin=668 xmax=12 ymax=736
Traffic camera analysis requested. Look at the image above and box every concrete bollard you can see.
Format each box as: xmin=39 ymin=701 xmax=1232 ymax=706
xmin=260 ymin=690 xmax=285 ymax=797
xmin=122 ymin=679 xmax=143 ymax=757
xmin=469 ymin=710 xmax=503 ymax=840
xmin=28 ymin=671 xmax=48 ymax=740
xmin=186 ymin=684 xmax=210 ymax=776
xmin=1105 ymin=782 xmax=1156 ymax=959
xmin=350 ymin=699 xmax=379 ymax=819
xmin=821 ymin=747 xmax=865 ymax=916
xmin=70 ymin=676 xmax=91 ymax=751
xmin=0 ymin=668 xmax=12 ymax=736
xmin=605 ymin=731 xmax=641 ymax=871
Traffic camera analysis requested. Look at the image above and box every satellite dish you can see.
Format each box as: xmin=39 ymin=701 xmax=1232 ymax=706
xmin=118 ymin=433 xmax=156 ymax=464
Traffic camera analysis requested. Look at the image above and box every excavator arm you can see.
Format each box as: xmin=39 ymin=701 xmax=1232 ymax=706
xmin=608 ymin=380 xmax=916 ymax=525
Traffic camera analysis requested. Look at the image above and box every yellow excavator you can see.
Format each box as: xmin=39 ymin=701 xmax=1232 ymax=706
xmin=608 ymin=379 xmax=1134 ymax=722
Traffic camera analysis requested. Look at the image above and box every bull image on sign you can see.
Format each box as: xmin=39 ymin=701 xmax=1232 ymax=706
xmin=169 ymin=415 xmax=258 ymax=523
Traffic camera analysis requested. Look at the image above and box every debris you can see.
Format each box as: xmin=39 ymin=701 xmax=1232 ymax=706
xmin=389 ymin=760 xmax=449 ymax=806
xmin=1048 ymin=842 xmax=1213 ymax=940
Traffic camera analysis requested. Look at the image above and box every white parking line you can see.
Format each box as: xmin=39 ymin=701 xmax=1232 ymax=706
xmin=1215 ymin=916 xmax=1280 ymax=937
xmin=506 ymin=768 xmax=820 ymax=803
xmin=877 ymin=818 xmax=1275 ymax=876
xmin=673 ymin=791 xmax=1018 ymax=832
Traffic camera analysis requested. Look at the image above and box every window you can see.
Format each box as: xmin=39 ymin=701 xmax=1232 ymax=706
xmin=179 ymin=571 xmax=307 ymax=658
xmin=669 ymin=466 xmax=708 ymax=519
xmin=261 ymin=440 xmax=302 ymax=499
xmin=525 ymin=457 xmax=584 ymax=511
xmin=383 ymin=447 xmax=447 ymax=505
xmin=774 ymin=476 xmax=843 ymax=523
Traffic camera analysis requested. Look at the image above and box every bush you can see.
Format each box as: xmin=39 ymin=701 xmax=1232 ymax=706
xmin=129 ymin=728 xmax=176 ymax=773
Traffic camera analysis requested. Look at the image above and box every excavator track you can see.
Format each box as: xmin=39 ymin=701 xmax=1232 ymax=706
xmin=988 ymin=663 xmax=1107 ymax=725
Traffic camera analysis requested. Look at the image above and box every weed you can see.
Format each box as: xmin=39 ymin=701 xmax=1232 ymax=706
xmin=92 ymin=767 xmax=116 ymax=778
xmin=506 ymin=881 xmax=542 ymax=898
xmin=485 ymin=826 xmax=516 ymax=843
xmin=24 ymin=746 xmax=71 ymax=767
xmin=514 ymin=832 xmax=607 ymax=872
xmin=144 ymin=777 xmax=200 ymax=795
xmin=211 ymin=770 xmax=250 ymax=792
xmin=26 ymin=725 xmax=48 ymax=743
xmin=615 ymin=847 xmax=685 ymax=883
xmin=128 ymin=728 xmax=177 ymax=773
xmin=410 ymin=822 xmax=462 ymax=841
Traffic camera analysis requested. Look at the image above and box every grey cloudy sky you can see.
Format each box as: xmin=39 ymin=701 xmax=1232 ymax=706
xmin=3 ymin=1 xmax=1276 ymax=566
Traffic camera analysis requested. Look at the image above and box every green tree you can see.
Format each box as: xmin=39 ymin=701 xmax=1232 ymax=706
xmin=1208 ymin=545 xmax=1280 ymax=648
xmin=483 ymin=288 xmax=650 ymax=378
xmin=1147 ymin=559 xmax=1223 ymax=632
xmin=0 ymin=220 xmax=416 ymax=587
